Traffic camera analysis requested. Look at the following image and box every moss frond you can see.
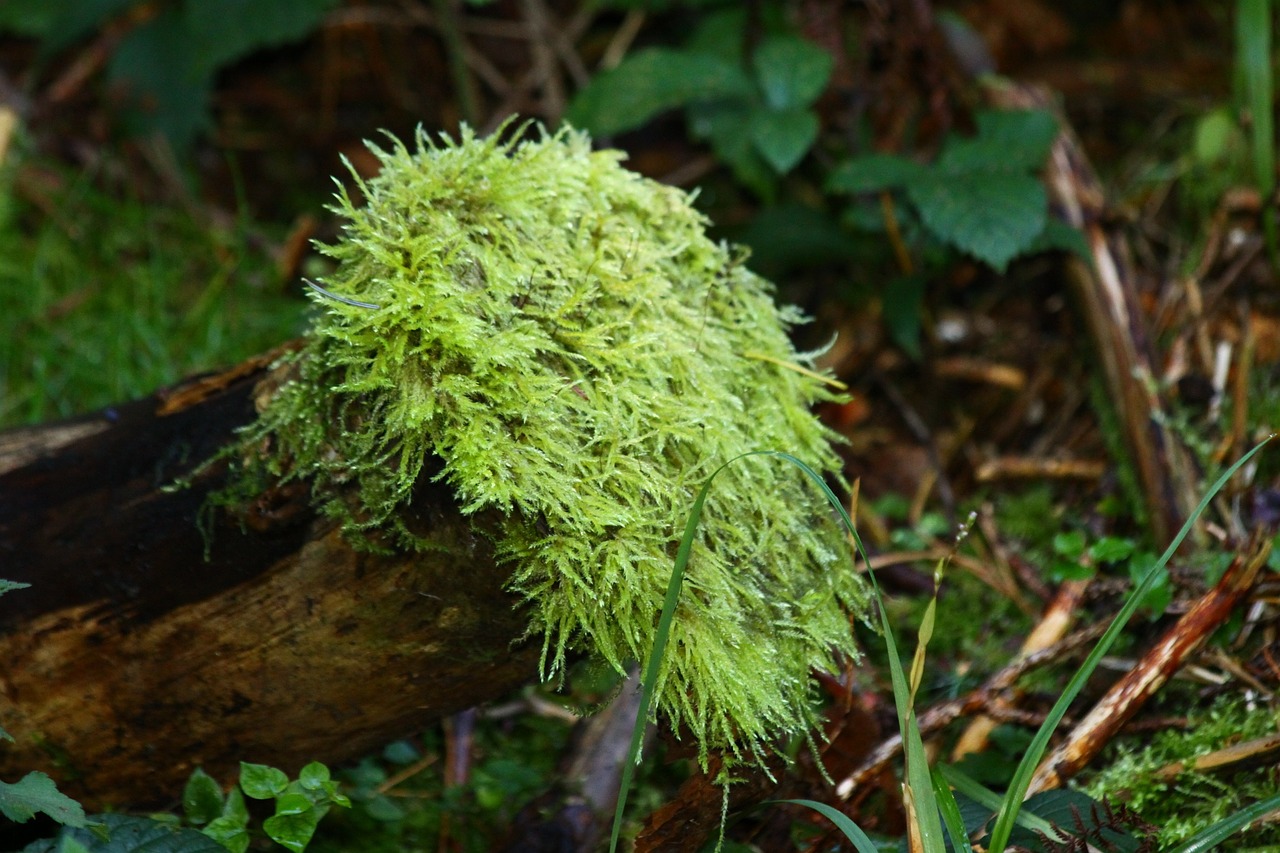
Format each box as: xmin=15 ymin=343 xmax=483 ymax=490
xmin=223 ymin=123 xmax=870 ymax=762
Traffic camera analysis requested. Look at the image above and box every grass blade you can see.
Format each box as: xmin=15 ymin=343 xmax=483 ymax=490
xmin=774 ymin=799 xmax=880 ymax=853
xmin=984 ymin=438 xmax=1271 ymax=852
xmin=931 ymin=766 xmax=970 ymax=853
xmin=1165 ymin=790 xmax=1280 ymax=853
xmin=1237 ymin=0 xmax=1276 ymax=260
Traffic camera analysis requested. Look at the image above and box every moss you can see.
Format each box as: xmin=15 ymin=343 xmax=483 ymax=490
xmin=1081 ymin=693 xmax=1280 ymax=848
xmin=220 ymin=123 xmax=869 ymax=763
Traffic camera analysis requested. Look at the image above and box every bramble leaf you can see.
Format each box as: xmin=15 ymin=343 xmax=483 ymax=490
xmin=565 ymin=48 xmax=754 ymax=136
xmin=906 ymin=170 xmax=1046 ymax=272
xmin=752 ymin=35 xmax=833 ymax=110
xmin=750 ymin=106 xmax=818 ymax=173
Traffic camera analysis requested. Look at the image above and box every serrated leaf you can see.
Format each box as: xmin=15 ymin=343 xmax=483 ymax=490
xmin=749 ymin=106 xmax=818 ymax=173
xmin=182 ymin=769 xmax=224 ymax=826
xmin=0 ymin=772 xmax=86 ymax=827
xmin=689 ymin=101 xmax=777 ymax=199
xmin=107 ymin=10 xmax=213 ymax=150
xmin=183 ymin=0 xmax=340 ymax=75
xmin=827 ymin=154 xmax=924 ymax=193
xmin=1024 ymin=216 xmax=1091 ymax=260
xmin=564 ymin=48 xmax=754 ymax=137
xmin=752 ymin=35 xmax=833 ymax=110
xmin=238 ymin=763 xmax=289 ymax=799
xmin=906 ymin=171 xmax=1046 ymax=271
xmin=937 ymin=109 xmax=1058 ymax=173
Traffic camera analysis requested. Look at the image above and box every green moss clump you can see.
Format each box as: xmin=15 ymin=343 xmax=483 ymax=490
xmin=225 ymin=124 xmax=869 ymax=762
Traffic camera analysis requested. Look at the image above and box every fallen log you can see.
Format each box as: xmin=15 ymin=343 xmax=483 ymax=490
xmin=0 ymin=352 xmax=539 ymax=808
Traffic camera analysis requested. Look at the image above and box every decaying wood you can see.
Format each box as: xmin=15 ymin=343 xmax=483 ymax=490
xmin=0 ymin=354 xmax=538 ymax=807
xmin=1027 ymin=533 xmax=1272 ymax=794
xmin=985 ymin=81 xmax=1200 ymax=546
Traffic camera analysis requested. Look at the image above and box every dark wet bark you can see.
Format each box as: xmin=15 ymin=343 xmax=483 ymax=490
xmin=0 ymin=350 xmax=536 ymax=807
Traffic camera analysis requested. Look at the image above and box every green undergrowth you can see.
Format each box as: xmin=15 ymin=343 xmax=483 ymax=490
xmin=0 ymin=152 xmax=305 ymax=427
xmin=1082 ymin=692 xmax=1280 ymax=849
xmin=214 ymin=123 xmax=871 ymax=766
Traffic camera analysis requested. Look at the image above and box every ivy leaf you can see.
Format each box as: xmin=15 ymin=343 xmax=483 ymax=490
xmin=0 ymin=772 xmax=86 ymax=827
xmin=565 ymin=47 xmax=754 ymax=137
xmin=182 ymin=769 xmax=224 ymax=826
xmin=238 ymin=763 xmax=289 ymax=799
xmin=263 ymin=794 xmax=323 ymax=853
xmin=749 ymin=106 xmax=818 ymax=173
xmin=202 ymin=815 xmax=249 ymax=853
xmin=752 ymin=35 xmax=833 ymax=110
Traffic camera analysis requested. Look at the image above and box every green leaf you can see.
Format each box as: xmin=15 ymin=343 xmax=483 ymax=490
xmin=906 ymin=171 xmax=1046 ymax=272
xmin=297 ymin=761 xmax=350 ymax=808
xmin=0 ymin=579 xmax=30 ymax=596
xmin=1192 ymin=107 xmax=1241 ymax=165
xmin=202 ymin=815 xmax=249 ymax=853
xmin=749 ymin=106 xmax=818 ymax=173
xmin=827 ymin=154 xmax=923 ymax=193
xmin=564 ymin=48 xmax=754 ymax=137
xmin=238 ymin=763 xmax=289 ymax=799
xmin=107 ymin=9 xmax=213 ymax=150
xmin=689 ymin=101 xmax=778 ymax=199
xmin=0 ymin=0 xmax=135 ymax=47
xmin=182 ymin=769 xmax=224 ymax=826
xmin=183 ymin=0 xmax=340 ymax=75
xmin=937 ymin=109 xmax=1058 ymax=173
xmin=263 ymin=794 xmax=322 ymax=853
xmin=0 ymin=772 xmax=86 ymax=827
xmin=883 ymin=273 xmax=927 ymax=359
xmin=43 ymin=814 xmax=225 ymax=853
xmin=734 ymin=203 xmax=859 ymax=275
xmin=1090 ymin=536 xmax=1136 ymax=563
xmin=1024 ymin=216 xmax=1091 ymax=261
xmin=1052 ymin=530 xmax=1086 ymax=559
xmin=751 ymin=35 xmax=833 ymax=110
xmin=222 ymin=786 xmax=248 ymax=822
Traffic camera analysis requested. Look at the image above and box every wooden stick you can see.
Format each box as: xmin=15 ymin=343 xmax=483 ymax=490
xmin=1028 ymin=533 xmax=1272 ymax=794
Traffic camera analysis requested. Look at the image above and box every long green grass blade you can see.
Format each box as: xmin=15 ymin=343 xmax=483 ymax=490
xmin=931 ymin=766 xmax=971 ymax=853
xmin=608 ymin=453 xmax=728 ymax=851
xmin=939 ymin=764 xmax=1068 ymax=843
xmin=1238 ymin=0 xmax=1276 ymax=260
xmin=1165 ymin=790 xmax=1280 ymax=853
xmin=774 ymin=799 xmax=880 ymax=853
xmin=985 ymin=438 xmax=1271 ymax=852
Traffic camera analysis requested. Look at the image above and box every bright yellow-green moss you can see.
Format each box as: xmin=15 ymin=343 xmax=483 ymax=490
xmin=223 ymin=123 xmax=869 ymax=762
